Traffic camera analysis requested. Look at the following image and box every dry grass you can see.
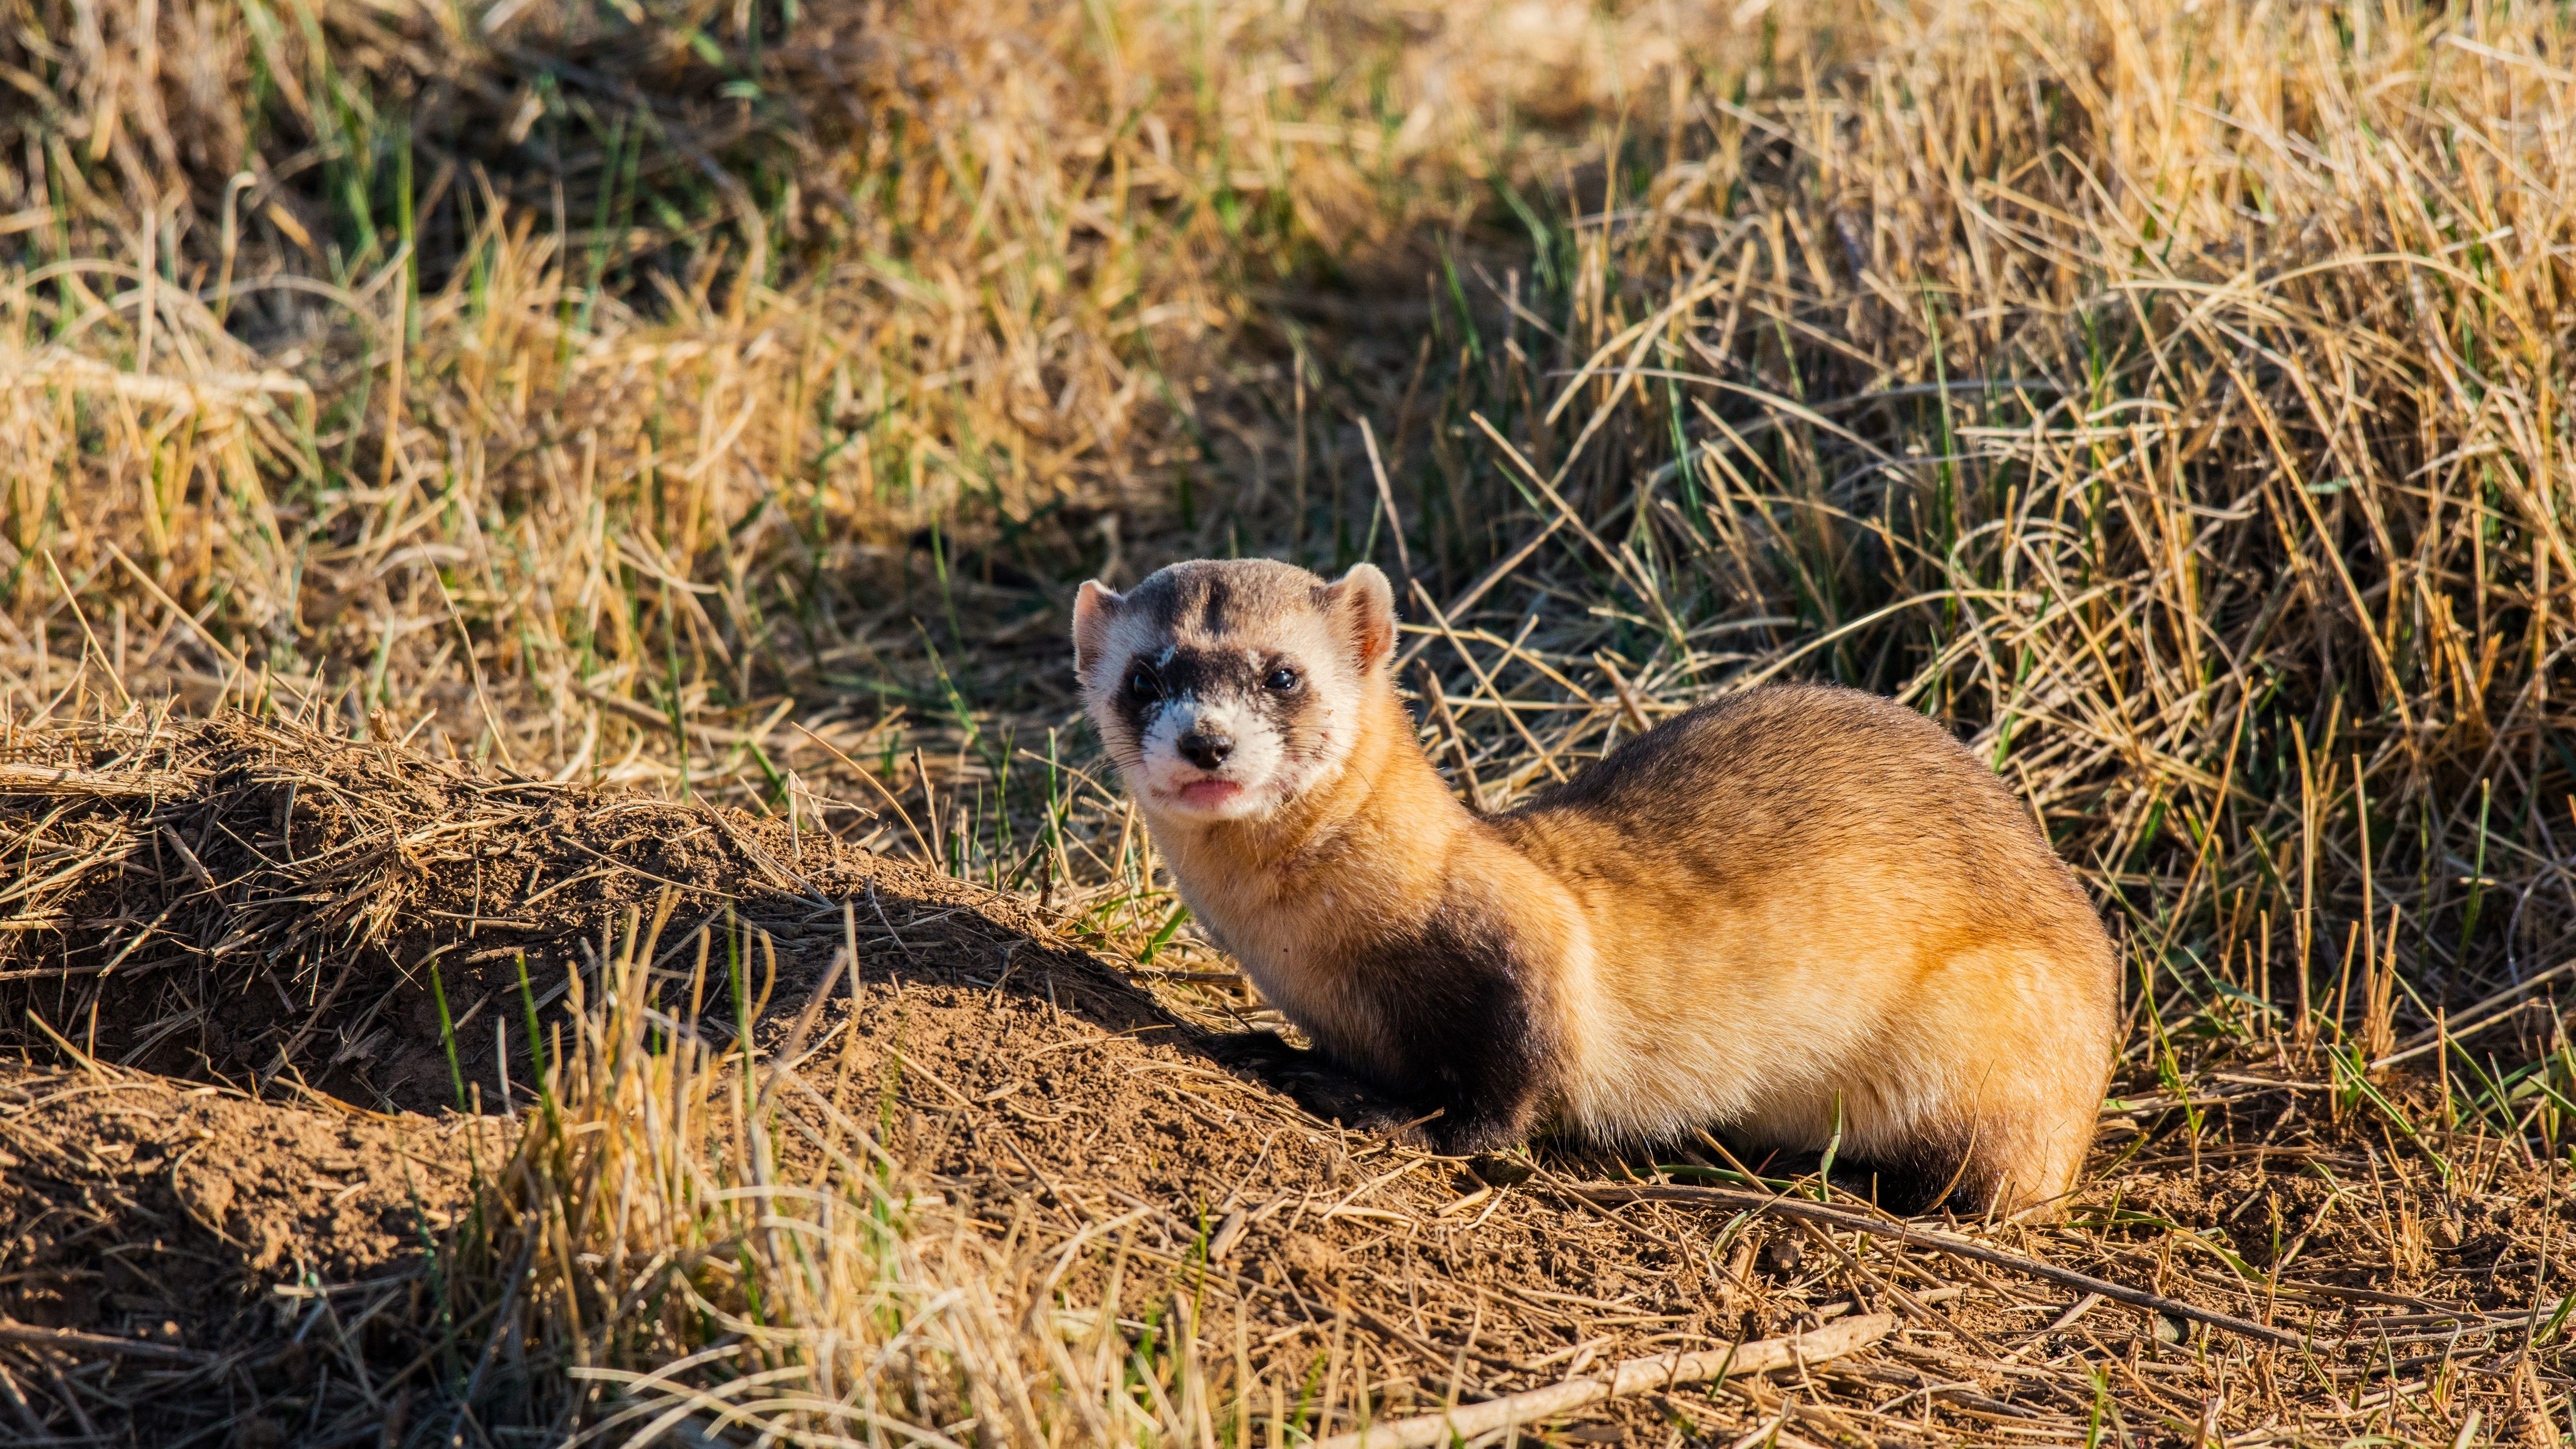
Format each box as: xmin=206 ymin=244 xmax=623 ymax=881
xmin=3 ymin=0 xmax=2576 ymax=1443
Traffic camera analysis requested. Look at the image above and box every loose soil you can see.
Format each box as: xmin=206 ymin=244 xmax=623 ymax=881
xmin=0 ymin=715 xmax=2569 ymax=1446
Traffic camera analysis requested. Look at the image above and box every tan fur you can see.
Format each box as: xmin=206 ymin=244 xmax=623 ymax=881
xmin=1075 ymin=560 xmax=2119 ymax=1216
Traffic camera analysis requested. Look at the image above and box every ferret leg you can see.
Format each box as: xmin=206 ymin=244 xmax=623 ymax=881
xmin=1988 ymin=1106 xmax=2099 ymax=1219
xmin=1891 ymin=1109 xmax=2090 ymax=1219
xmin=1418 ymin=1092 xmax=1542 ymax=1155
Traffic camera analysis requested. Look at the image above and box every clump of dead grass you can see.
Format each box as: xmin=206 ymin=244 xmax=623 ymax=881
xmin=1407 ymin=0 xmax=2576 ymax=1146
xmin=0 ymin=0 xmax=1762 ymax=775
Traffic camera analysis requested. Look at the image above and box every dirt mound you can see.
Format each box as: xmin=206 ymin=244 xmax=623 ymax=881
xmin=0 ymin=714 xmax=2570 ymax=1446
xmin=0 ymin=1064 xmax=481 ymax=1444
xmin=0 ymin=1071 xmax=473 ymax=1325
xmin=0 ymin=712 xmax=1144 ymax=1113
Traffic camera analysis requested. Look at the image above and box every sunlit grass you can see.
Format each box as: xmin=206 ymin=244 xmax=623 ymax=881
xmin=4 ymin=0 xmax=2574 ymax=1441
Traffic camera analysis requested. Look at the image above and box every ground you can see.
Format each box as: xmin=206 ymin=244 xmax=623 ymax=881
xmin=0 ymin=716 xmax=2566 ymax=1446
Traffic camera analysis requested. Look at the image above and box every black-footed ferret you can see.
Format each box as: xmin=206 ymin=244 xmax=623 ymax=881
xmin=1071 ymin=557 xmax=2119 ymax=1214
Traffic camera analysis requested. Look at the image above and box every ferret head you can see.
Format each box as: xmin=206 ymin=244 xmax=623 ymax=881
xmin=1072 ymin=559 xmax=1396 ymax=824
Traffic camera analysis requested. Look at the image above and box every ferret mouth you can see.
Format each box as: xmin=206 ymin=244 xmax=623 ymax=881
xmin=1172 ymin=778 xmax=1245 ymax=808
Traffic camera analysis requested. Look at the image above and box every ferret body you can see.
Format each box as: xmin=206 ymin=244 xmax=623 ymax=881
xmin=1073 ymin=558 xmax=2118 ymax=1214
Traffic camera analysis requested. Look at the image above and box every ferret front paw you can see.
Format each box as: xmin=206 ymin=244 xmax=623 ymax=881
xmin=1422 ymin=1116 xmax=1528 ymax=1157
xmin=1199 ymin=1030 xmax=1307 ymax=1075
xmin=1199 ymin=1033 xmax=1431 ymax=1140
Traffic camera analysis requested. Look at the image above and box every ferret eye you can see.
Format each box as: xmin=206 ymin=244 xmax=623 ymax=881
xmin=1264 ymin=666 xmax=1300 ymax=692
xmin=1127 ymin=668 xmax=1159 ymax=700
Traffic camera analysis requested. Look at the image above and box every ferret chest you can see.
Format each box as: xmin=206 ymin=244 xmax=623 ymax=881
xmin=1183 ymin=888 xmax=1368 ymax=1045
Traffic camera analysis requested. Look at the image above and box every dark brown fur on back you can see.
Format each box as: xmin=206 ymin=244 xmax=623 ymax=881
xmin=1504 ymin=683 xmax=2093 ymax=934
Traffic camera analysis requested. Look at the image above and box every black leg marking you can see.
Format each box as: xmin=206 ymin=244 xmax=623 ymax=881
xmin=1347 ymin=901 xmax=1554 ymax=1154
xmin=1198 ymin=892 xmax=1554 ymax=1155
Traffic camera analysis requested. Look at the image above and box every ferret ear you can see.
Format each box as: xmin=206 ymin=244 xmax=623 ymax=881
xmin=1072 ymin=580 xmax=1125 ymax=676
xmin=1325 ymin=563 xmax=1396 ymax=670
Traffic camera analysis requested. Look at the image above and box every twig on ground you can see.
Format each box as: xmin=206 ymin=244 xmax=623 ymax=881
xmin=1310 ymin=1314 xmax=1896 ymax=1449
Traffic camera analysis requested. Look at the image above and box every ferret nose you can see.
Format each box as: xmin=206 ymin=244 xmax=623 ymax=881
xmin=1178 ymin=732 xmax=1233 ymax=770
